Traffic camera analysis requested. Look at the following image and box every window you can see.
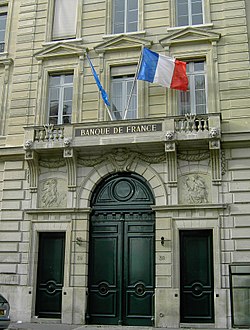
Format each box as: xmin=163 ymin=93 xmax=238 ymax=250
xmin=179 ymin=61 xmax=206 ymax=115
xmin=111 ymin=66 xmax=137 ymax=120
xmin=111 ymin=75 xmax=137 ymax=120
xmin=48 ymin=74 xmax=73 ymax=124
xmin=176 ymin=0 xmax=204 ymax=26
xmin=0 ymin=7 xmax=7 ymax=52
xmin=113 ymin=0 xmax=138 ymax=34
xmin=230 ymin=264 xmax=250 ymax=327
xmin=52 ymin=0 xmax=77 ymax=40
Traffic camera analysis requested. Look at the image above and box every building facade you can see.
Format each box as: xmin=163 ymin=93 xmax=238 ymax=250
xmin=0 ymin=0 xmax=250 ymax=328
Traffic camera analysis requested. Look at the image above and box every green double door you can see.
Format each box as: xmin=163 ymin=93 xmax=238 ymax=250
xmin=87 ymin=173 xmax=155 ymax=326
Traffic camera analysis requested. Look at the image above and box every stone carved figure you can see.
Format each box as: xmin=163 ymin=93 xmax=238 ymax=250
xmin=209 ymin=127 xmax=220 ymax=138
xmin=40 ymin=178 xmax=66 ymax=208
xmin=185 ymin=174 xmax=209 ymax=204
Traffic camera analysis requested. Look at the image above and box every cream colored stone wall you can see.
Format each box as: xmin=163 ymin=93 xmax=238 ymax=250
xmin=0 ymin=0 xmax=250 ymax=327
xmin=1 ymin=0 xmax=249 ymax=139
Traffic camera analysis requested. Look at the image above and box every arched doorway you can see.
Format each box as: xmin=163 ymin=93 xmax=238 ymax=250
xmin=86 ymin=172 xmax=155 ymax=326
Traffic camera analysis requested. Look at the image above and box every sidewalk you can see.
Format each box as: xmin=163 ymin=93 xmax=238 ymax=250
xmin=7 ymin=322 xmax=230 ymax=330
xmin=8 ymin=323 xmax=157 ymax=330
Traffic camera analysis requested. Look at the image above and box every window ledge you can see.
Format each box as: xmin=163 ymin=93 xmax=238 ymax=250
xmin=102 ymin=31 xmax=146 ymax=40
xmin=0 ymin=51 xmax=9 ymax=59
xmin=0 ymin=52 xmax=12 ymax=65
xmin=42 ymin=38 xmax=84 ymax=47
xmin=167 ymin=23 xmax=214 ymax=32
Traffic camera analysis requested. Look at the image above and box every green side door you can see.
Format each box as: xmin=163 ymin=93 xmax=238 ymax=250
xmin=180 ymin=230 xmax=214 ymax=323
xmin=35 ymin=232 xmax=65 ymax=318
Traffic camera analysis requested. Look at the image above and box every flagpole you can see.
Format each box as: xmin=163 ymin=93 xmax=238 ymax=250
xmin=105 ymin=103 xmax=114 ymax=121
xmin=123 ymin=46 xmax=144 ymax=120
xmin=86 ymin=52 xmax=113 ymax=121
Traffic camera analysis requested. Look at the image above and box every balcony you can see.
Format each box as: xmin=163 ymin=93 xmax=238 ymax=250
xmin=24 ymin=113 xmax=221 ymax=153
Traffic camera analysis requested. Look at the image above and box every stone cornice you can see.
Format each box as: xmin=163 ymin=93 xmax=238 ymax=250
xmin=160 ymin=26 xmax=221 ymax=48
xmin=26 ymin=208 xmax=91 ymax=215
xmin=152 ymin=203 xmax=227 ymax=212
xmin=34 ymin=42 xmax=87 ymax=61
xmin=94 ymin=34 xmax=152 ymax=54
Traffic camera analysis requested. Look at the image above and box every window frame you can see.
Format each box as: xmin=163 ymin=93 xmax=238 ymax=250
xmin=46 ymin=0 xmax=82 ymax=42
xmin=36 ymin=66 xmax=80 ymax=126
xmin=0 ymin=1 xmax=12 ymax=55
xmin=101 ymin=58 xmax=146 ymax=121
xmin=0 ymin=9 xmax=7 ymax=53
xmin=176 ymin=0 xmax=204 ymax=27
xmin=48 ymin=73 xmax=74 ymax=125
xmin=179 ymin=60 xmax=208 ymax=115
xmin=112 ymin=0 xmax=138 ymax=34
xmin=106 ymin=0 xmax=144 ymax=36
xmin=166 ymin=45 xmax=219 ymax=117
xmin=230 ymin=264 xmax=250 ymax=327
xmin=110 ymin=66 xmax=138 ymax=120
xmin=170 ymin=0 xmax=211 ymax=28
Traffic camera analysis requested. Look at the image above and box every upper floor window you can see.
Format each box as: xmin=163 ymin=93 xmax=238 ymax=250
xmin=48 ymin=73 xmax=73 ymax=124
xmin=176 ymin=0 xmax=204 ymax=26
xmin=0 ymin=7 xmax=7 ymax=52
xmin=113 ymin=0 xmax=138 ymax=34
xmin=179 ymin=61 xmax=206 ymax=115
xmin=52 ymin=0 xmax=77 ymax=40
xmin=111 ymin=66 xmax=137 ymax=120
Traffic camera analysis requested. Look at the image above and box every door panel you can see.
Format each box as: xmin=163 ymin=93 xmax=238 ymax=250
xmin=180 ymin=230 xmax=214 ymax=323
xmin=35 ymin=232 xmax=65 ymax=318
xmin=124 ymin=222 xmax=154 ymax=325
xmin=87 ymin=173 xmax=155 ymax=326
xmin=87 ymin=222 xmax=121 ymax=324
xmin=87 ymin=219 xmax=154 ymax=326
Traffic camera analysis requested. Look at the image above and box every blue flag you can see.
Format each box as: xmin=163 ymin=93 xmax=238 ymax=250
xmin=87 ymin=54 xmax=110 ymax=107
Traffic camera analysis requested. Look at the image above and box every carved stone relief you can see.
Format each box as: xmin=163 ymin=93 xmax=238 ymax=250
xmin=178 ymin=173 xmax=211 ymax=204
xmin=38 ymin=178 xmax=67 ymax=208
xmin=78 ymin=148 xmax=166 ymax=171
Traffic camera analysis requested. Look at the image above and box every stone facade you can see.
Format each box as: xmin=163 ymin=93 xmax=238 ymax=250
xmin=0 ymin=0 xmax=250 ymax=328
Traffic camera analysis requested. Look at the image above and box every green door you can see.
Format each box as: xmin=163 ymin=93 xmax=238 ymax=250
xmin=87 ymin=173 xmax=155 ymax=326
xmin=180 ymin=230 xmax=214 ymax=323
xmin=35 ymin=232 xmax=65 ymax=318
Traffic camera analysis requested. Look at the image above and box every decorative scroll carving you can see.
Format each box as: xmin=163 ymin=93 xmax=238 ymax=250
xmin=78 ymin=148 xmax=166 ymax=169
xmin=24 ymin=148 xmax=38 ymax=193
xmin=64 ymin=147 xmax=77 ymax=191
xmin=106 ymin=149 xmax=138 ymax=172
xmin=209 ymin=132 xmax=221 ymax=184
xmin=178 ymin=150 xmax=210 ymax=161
xmin=78 ymin=155 xmax=106 ymax=167
xmin=165 ymin=134 xmax=177 ymax=186
xmin=166 ymin=151 xmax=177 ymax=186
xmin=179 ymin=173 xmax=210 ymax=204
xmin=39 ymin=178 xmax=67 ymax=208
xmin=221 ymin=150 xmax=226 ymax=176
xmin=39 ymin=159 xmax=66 ymax=168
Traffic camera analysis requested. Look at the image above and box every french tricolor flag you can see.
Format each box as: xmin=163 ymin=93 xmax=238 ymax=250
xmin=137 ymin=48 xmax=188 ymax=91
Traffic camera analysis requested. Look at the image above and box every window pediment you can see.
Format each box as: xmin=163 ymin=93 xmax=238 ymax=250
xmin=94 ymin=35 xmax=152 ymax=54
xmin=160 ymin=27 xmax=221 ymax=48
xmin=34 ymin=42 xmax=87 ymax=61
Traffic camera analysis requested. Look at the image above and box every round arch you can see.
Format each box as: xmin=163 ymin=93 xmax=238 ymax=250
xmin=77 ymin=161 xmax=167 ymax=209
xmin=86 ymin=171 xmax=156 ymax=326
